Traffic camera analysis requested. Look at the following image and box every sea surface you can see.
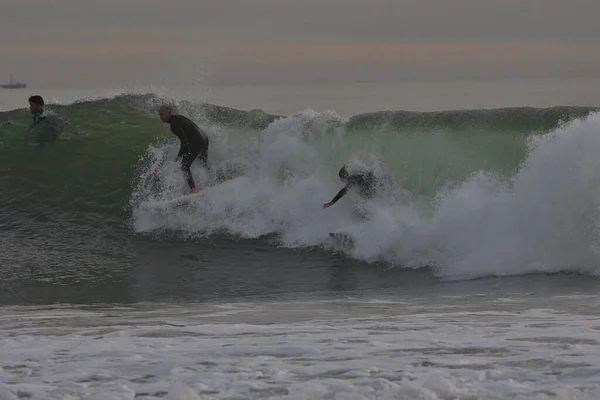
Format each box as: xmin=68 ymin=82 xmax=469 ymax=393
xmin=1 ymin=80 xmax=600 ymax=399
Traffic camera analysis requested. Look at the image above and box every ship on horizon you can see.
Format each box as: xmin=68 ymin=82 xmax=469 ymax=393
xmin=1 ymin=75 xmax=27 ymax=89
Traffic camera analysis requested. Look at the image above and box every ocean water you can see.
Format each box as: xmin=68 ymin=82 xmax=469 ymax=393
xmin=2 ymin=83 xmax=600 ymax=399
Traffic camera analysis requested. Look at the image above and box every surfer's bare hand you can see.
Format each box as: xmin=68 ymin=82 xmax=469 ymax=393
xmin=323 ymin=202 xmax=333 ymax=209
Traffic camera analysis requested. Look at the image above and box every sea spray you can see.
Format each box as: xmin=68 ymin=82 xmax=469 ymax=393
xmin=129 ymin=97 xmax=600 ymax=278
xmin=1 ymin=93 xmax=598 ymax=279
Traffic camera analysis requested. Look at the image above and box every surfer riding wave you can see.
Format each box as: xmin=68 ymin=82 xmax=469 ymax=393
xmin=323 ymin=165 xmax=384 ymax=221
xmin=158 ymin=105 xmax=210 ymax=194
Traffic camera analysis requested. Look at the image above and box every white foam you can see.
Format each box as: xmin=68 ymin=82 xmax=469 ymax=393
xmin=2 ymin=295 xmax=600 ymax=399
xmin=421 ymin=112 xmax=600 ymax=279
xmin=131 ymin=110 xmax=600 ymax=279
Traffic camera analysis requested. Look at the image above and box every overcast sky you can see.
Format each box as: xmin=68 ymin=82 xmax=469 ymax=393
xmin=1 ymin=0 xmax=600 ymax=89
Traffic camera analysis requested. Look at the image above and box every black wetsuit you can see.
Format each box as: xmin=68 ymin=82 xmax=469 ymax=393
xmin=33 ymin=110 xmax=45 ymax=124
xmin=330 ymin=171 xmax=378 ymax=204
xmin=31 ymin=108 xmax=62 ymax=143
xmin=167 ymin=114 xmax=209 ymax=190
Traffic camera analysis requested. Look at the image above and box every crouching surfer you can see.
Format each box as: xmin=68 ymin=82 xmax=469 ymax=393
xmin=323 ymin=165 xmax=379 ymax=211
xmin=158 ymin=105 xmax=210 ymax=194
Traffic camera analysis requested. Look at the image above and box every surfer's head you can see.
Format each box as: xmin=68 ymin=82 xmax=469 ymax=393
xmin=338 ymin=166 xmax=349 ymax=184
xmin=158 ymin=105 xmax=173 ymax=122
xmin=28 ymin=95 xmax=44 ymax=114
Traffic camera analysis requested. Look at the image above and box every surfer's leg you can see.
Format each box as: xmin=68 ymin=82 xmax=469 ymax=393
xmin=197 ymin=138 xmax=209 ymax=170
xmin=180 ymin=153 xmax=197 ymax=190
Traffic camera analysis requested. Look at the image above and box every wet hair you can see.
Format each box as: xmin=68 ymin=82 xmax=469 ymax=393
xmin=338 ymin=165 xmax=349 ymax=179
xmin=28 ymin=95 xmax=44 ymax=105
xmin=159 ymin=104 xmax=177 ymax=114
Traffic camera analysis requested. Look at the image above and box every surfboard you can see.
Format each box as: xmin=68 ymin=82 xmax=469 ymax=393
xmin=167 ymin=191 xmax=203 ymax=204
xmin=141 ymin=191 xmax=204 ymax=210
xmin=329 ymin=231 xmax=355 ymax=246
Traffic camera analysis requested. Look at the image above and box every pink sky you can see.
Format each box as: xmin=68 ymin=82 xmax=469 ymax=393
xmin=1 ymin=0 xmax=599 ymax=88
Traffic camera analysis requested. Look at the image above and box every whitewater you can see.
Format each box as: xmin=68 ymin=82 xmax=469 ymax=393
xmin=132 ymin=101 xmax=600 ymax=280
xmin=2 ymin=92 xmax=600 ymax=399
xmin=4 ymin=292 xmax=600 ymax=400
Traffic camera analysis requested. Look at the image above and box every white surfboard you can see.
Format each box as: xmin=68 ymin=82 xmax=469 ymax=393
xmin=329 ymin=231 xmax=355 ymax=247
xmin=140 ymin=191 xmax=204 ymax=210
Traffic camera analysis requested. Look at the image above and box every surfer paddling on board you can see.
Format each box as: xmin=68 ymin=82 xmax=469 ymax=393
xmin=158 ymin=105 xmax=210 ymax=194
xmin=323 ymin=165 xmax=378 ymax=209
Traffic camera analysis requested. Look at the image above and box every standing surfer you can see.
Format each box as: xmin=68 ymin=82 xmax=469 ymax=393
xmin=158 ymin=105 xmax=210 ymax=194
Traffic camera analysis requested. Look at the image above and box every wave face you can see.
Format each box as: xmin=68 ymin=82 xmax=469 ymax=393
xmin=1 ymin=93 xmax=598 ymax=279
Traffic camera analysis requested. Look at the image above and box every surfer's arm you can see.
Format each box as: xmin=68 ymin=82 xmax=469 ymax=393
xmin=175 ymin=129 xmax=191 ymax=159
xmin=170 ymin=117 xmax=190 ymax=159
xmin=331 ymin=187 xmax=348 ymax=203
xmin=176 ymin=139 xmax=188 ymax=159
xmin=323 ymin=187 xmax=348 ymax=208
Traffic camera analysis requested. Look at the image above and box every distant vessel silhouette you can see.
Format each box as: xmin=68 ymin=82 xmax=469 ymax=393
xmin=1 ymin=75 xmax=27 ymax=89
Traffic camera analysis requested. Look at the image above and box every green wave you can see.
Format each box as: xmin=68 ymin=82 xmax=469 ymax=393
xmin=0 ymin=93 xmax=597 ymax=219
